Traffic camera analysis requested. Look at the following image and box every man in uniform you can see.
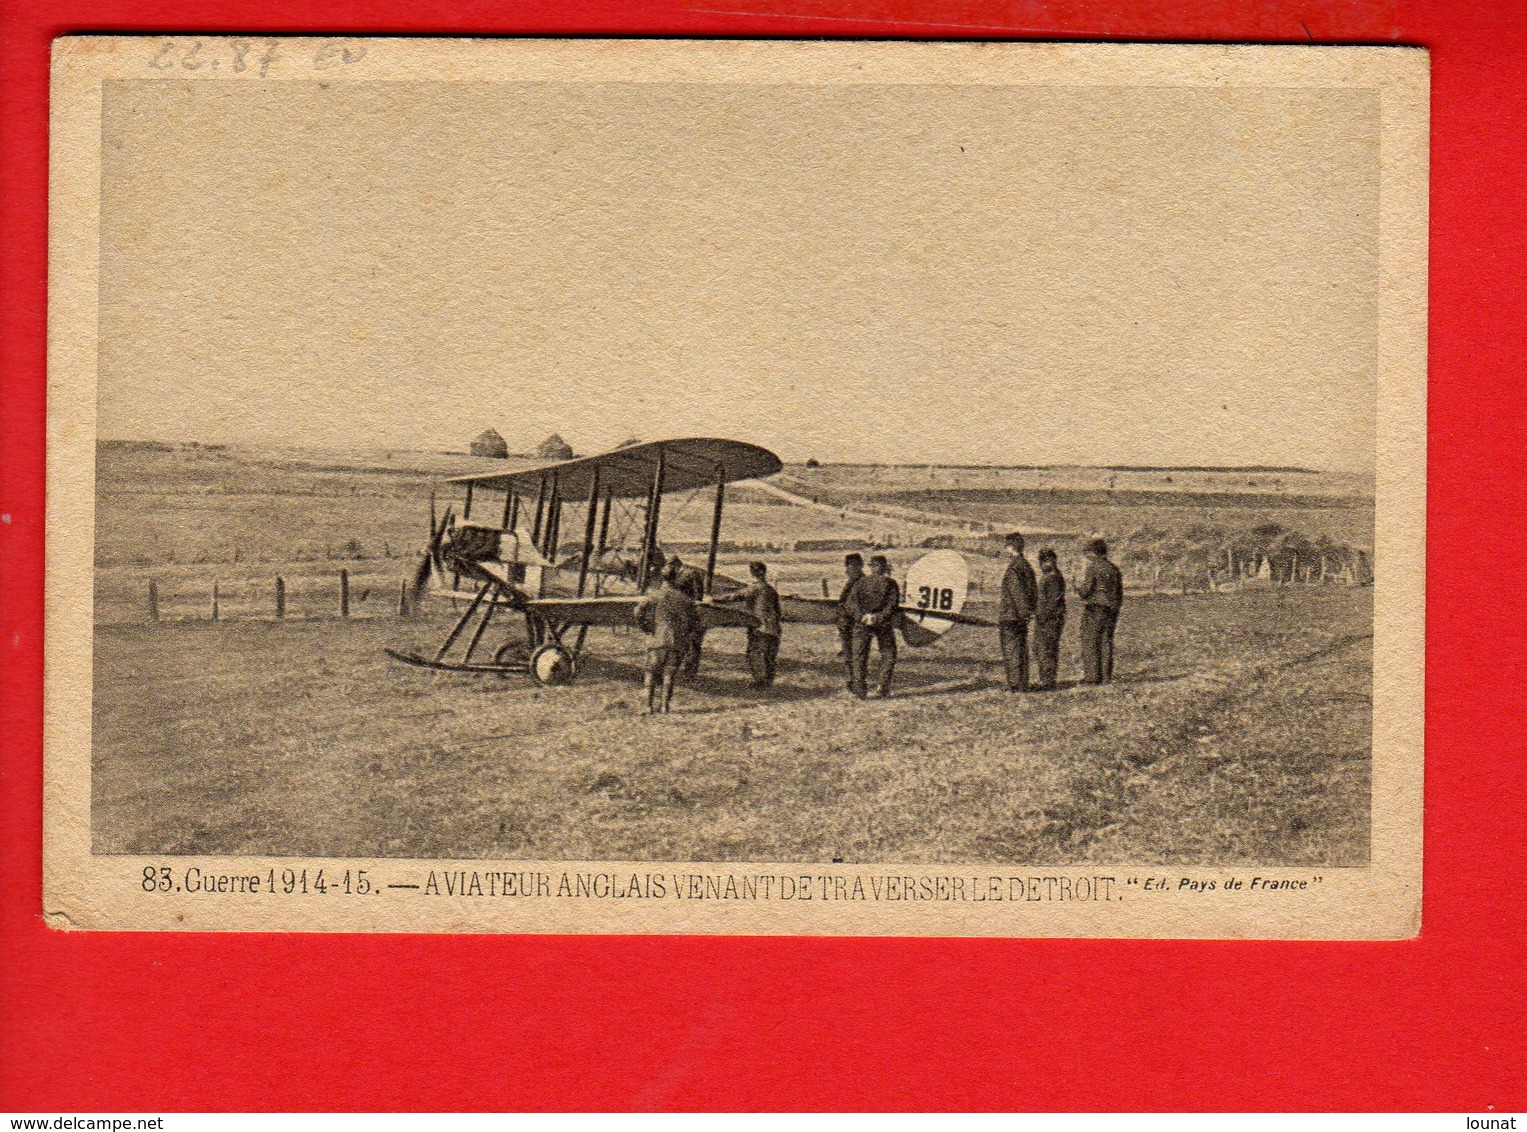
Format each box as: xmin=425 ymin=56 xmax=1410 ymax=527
xmin=848 ymin=554 xmax=900 ymax=698
xmin=1075 ymin=537 xmax=1124 ymax=684
xmin=836 ymin=553 xmax=866 ymax=686
xmin=1031 ymin=547 xmax=1066 ymax=690
xmin=711 ymin=560 xmax=782 ymax=688
xmin=997 ymin=532 xmax=1038 ymax=691
xmin=667 ymin=554 xmax=709 ymax=678
xmin=634 ymin=560 xmax=699 ymax=714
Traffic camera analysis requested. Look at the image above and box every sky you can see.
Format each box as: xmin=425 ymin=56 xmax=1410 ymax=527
xmin=97 ymin=78 xmax=1379 ymax=470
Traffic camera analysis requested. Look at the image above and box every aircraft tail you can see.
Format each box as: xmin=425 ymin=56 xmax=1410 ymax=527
xmin=899 ymin=548 xmax=971 ymax=647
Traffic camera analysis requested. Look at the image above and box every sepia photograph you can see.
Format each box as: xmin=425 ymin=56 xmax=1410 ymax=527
xmin=44 ymin=37 xmax=1427 ymax=936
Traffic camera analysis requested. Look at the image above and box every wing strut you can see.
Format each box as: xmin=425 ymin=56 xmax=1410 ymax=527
xmin=501 ymin=486 xmax=518 ymax=531
xmin=705 ymin=460 xmax=725 ymax=596
xmin=530 ymin=475 xmax=547 ymax=545
xmin=636 ymin=447 xmax=667 ymax=592
xmin=543 ymin=472 xmax=563 ymax=561
xmin=593 ymin=487 xmax=614 ymax=595
xmin=596 ymin=488 xmax=613 ymax=555
xmin=576 ymin=464 xmax=602 ymax=597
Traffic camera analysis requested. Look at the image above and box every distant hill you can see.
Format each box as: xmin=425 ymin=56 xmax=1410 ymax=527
xmin=1099 ymin=464 xmax=1318 ymax=475
xmin=789 ymin=461 xmax=1319 ymax=474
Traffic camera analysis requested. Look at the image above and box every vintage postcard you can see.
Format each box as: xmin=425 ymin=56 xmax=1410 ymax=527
xmin=45 ymin=37 xmax=1427 ymax=937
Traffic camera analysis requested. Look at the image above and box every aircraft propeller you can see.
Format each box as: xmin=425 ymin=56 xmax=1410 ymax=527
xmin=406 ymin=502 xmax=454 ymax=612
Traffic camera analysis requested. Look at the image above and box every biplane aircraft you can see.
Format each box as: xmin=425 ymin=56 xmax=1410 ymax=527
xmin=385 ymin=437 xmax=993 ymax=685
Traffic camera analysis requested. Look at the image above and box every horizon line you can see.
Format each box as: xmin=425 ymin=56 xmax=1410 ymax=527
xmin=95 ymin=437 xmax=1365 ymax=477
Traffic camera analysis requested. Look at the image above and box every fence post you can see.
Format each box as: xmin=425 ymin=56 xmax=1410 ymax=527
xmin=147 ymin=578 xmax=159 ymax=622
xmin=211 ymin=579 xmax=220 ymax=622
xmin=275 ymin=575 xmax=286 ymax=620
xmin=339 ymin=569 xmax=350 ymax=618
xmin=399 ymin=578 xmax=409 ymax=617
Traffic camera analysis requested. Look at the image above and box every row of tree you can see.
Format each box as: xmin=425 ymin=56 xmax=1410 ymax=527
xmin=1117 ymin=521 xmax=1372 ymax=588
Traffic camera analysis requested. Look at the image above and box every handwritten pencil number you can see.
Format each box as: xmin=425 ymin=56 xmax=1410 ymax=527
xmin=147 ymin=39 xmax=364 ymax=75
xmin=313 ymin=40 xmax=367 ymax=70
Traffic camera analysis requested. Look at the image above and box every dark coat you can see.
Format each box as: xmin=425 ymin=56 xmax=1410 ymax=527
xmin=837 ymin=572 xmax=864 ymax=628
xmin=847 ymin=573 xmax=900 ymax=626
xmin=673 ymin=564 xmax=707 ymax=602
xmin=715 ymin=579 xmax=782 ymax=638
xmin=635 ymin=583 xmax=698 ymax=649
xmin=1076 ymin=556 xmax=1124 ymax=611
xmin=998 ymin=555 xmax=1038 ymax=623
xmin=1036 ymin=564 xmax=1066 ymax=623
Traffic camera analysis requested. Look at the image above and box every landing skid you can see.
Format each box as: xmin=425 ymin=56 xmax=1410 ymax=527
xmin=383 ymin=648 xmax=527 ymax=676
xmin=385 ymin=574 xmax=580 ymax=686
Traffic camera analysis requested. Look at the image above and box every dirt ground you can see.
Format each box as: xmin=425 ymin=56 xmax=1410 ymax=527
xmin=91 ymin=586 xmax=1371 ymax=867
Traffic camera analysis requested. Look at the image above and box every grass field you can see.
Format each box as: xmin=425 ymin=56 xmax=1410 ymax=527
xmin=92 ymin=587 xmax=1371 ymax=867
xmin=90 ymin=440 xmax=1373 ymax=866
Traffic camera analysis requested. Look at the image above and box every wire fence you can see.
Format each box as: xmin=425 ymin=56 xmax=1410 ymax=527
xmin=98 ymin=568 xmax=415 ymax=625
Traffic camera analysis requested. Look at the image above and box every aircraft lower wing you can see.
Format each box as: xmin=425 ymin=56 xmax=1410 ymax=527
xmin=524 ymin=592 xmax=987 ymax=639
xmin=778 ymin=595 xmax=997 ymax=630
xmin=526 ymin=595 xmax=758 ymax=631
xmin=699 ymin=603 xmax=758 ymax=630
xmin=777 ymin=595 xmax=842 ymax=625
xmin=899 ymin=606 xmax=997 ymax=629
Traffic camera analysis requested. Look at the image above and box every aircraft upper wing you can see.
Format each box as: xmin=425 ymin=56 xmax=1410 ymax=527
xmin=446 ymin=438 xmax=783 ymax=499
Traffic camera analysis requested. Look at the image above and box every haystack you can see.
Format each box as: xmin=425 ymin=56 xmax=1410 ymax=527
xmin=469 ymin=428 xmax=509 ymax=459
xmin=536 ymin=433 xmax=575 ymax=460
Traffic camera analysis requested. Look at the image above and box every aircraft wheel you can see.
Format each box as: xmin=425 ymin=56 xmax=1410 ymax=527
xmin=529 ymin=643 xmax=577 ymax=687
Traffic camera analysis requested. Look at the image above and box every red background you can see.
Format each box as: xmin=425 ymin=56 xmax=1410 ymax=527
xmin=2 ymin=0 xmax=1524 ymax=1112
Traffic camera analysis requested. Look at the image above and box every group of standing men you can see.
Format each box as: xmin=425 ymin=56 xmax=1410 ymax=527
xmin=997 ymin=533 xmax=1123 ymax=692
xmin=632 ymin=548 xmax=901 ymax=714
xmin=836 ymin=553 xmax=902 ymax=699
xmin=632 ymin=535 xmax=1125 ymax=714
xmin=634 ymin=552 xmax=782 ymax=715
